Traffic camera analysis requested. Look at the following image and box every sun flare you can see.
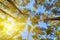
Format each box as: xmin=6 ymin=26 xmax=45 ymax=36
xmin=0 ymin=13 xmax=26 ymax=39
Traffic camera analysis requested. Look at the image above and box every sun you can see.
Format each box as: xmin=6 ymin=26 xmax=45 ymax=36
xmin=0 ymin=13 xmax=26 ymax=39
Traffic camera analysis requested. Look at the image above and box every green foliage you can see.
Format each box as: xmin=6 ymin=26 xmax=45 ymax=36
xmin=30 ymin=15 xmax=40 ymax=25
xmin=32 ymin=27 xmax=41 ymax=34
xmin=0 ymin=0 xmax=60 ymax=40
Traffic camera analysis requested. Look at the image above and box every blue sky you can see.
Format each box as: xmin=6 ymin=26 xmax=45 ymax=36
xmin=20 ymin=0 xmax=60 ymax=40
xmin=21 ymin=0 xmax=47 ymax=39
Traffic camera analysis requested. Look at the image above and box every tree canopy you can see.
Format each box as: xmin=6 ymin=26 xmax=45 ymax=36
xmin=0 ymin=0 xmax=60 ymax=40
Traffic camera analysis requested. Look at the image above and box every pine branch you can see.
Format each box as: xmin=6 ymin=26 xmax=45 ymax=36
xmin=45 ymin=17 xmax=60 ymax=21
xmin=0 ymin=2 xmax=9 ymax=8
xmin=7 ymin=0 xmax=24 ymax=15
xmin=0 ymin=9 xmax=16 ymax=19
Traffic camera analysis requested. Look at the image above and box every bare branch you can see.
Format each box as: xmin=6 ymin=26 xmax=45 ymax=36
xmin=0 ymin=9 xmax=16 ymax=19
